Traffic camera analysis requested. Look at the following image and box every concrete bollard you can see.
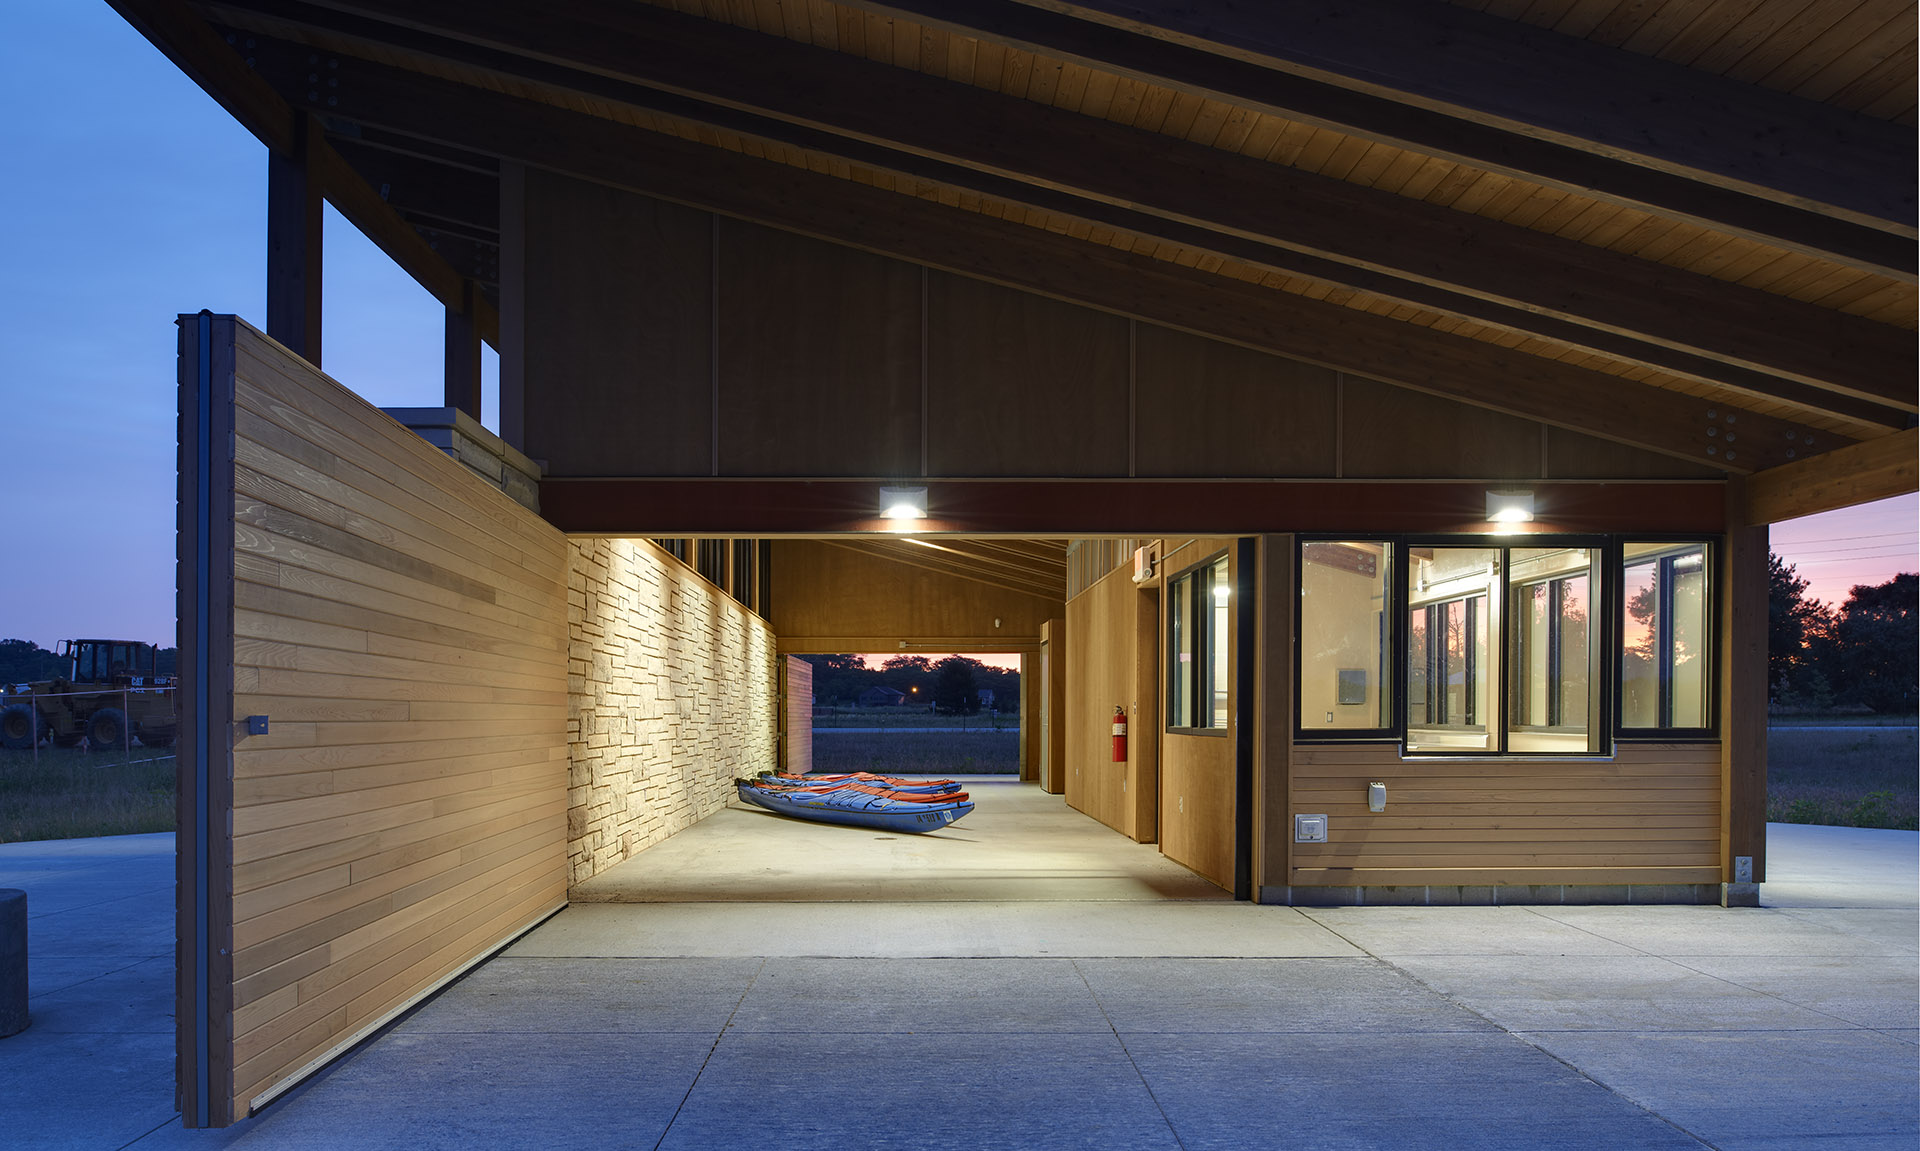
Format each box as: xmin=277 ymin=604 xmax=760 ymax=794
xmin=0 ymin=889 xmax=26 ymax=1037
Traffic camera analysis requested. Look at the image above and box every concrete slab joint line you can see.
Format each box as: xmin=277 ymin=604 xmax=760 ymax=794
xmin=1 ymin=819 xmax=1915 ymax=1147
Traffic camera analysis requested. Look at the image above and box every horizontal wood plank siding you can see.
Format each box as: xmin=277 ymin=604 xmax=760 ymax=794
xmin=225 ymin=322 xmax=570 ymax=1120
xmin=1289 ymin=742 xmax=1722 ymax=886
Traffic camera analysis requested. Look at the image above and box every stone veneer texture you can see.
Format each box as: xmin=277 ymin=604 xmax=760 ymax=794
xmin=566 ymin=537 xmax=778 ymax=884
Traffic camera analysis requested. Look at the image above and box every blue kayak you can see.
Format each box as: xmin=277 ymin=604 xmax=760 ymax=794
xmin=737 ymin=780 xmax=974 ymax=833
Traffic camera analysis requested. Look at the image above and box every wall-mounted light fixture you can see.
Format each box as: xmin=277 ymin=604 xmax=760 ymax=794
xmin=880 ymin=485 xmax=928 ymax=522
xmin=1484 ymin=489 xmax=1535 ymax=525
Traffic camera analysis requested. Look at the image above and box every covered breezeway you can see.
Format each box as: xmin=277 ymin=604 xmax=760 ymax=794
xmin=566 ymin=776 xmax=1225 ymax=905
xmin=127 ymin=0 xmax=1914 ymax=1134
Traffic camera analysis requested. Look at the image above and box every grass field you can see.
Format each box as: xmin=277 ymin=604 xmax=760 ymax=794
xmin=810 ymin=730 xmax=1020 ymax=774
xmin=0 ymin=746 xmax=177 ymax=843
xmin=1767 ymin=724 xmax=1917 ymax=830
xmin=811 ymin=707 xmax=1019 ymax=731
xmin=2 ymin=721 xmax=1907 ymax=842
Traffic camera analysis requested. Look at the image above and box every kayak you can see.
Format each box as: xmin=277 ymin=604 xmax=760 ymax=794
xmin=736 ymin=778 xmax=974 ymax=833
xmin=766 ymin=771 xmax=959 ymax=792
xmin=762 ymin=772 xmax=958 ymax=794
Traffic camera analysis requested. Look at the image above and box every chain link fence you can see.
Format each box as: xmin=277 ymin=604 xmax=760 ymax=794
xmin=0 ymin=686 xmax=177 ymax=770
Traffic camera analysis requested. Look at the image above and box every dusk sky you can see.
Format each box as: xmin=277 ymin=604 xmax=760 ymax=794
xmin=1 ymin=1 xmax=1912 ymax=654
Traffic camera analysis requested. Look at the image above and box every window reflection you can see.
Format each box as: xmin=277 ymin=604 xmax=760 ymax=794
xmin=1406 ymin=547 xmax=1497 ymax=752
xmin=1622 ymin=543 xmax=1710 ymax=729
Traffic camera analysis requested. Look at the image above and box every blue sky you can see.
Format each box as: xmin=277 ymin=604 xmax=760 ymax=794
xmin=0 ymin=1 xmax=1909 ymax=652
xmin=0 ymin=0 xmax=491 ymax=650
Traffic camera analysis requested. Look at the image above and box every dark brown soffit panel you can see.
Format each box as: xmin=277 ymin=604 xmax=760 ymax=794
xmin=540 ymin=479 xmax=1727 ymax=536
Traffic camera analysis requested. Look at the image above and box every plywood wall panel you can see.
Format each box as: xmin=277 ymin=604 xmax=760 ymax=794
xmin=1065 ymin=566 xmax=1127 ymax=832
xmin=1340 ymin=376 xmax=1546 ymax=478
xmin=1135 ymin=325 xmax=1338 ymax=476
xmin=1152 ymin=537 xmax=1240 ymax=889
xmin=769 ymin=540 xmax=1063 ymax=649
xmin=718 ymin=220 xmax=922 ymax=476
xmin=221 ymin=321 xmax=570 ymax=1122
xmin=1548 ymin=426 xmax=1724 ymax=478
xmin=927 ymin=273 xmax=1129 ymax=476
xmin=523 ymin=170 xmax=714 ymax=477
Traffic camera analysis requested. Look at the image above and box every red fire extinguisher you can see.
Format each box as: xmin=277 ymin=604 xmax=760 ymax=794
xmin=1112 ymin=705 xmax=1128 ymax=762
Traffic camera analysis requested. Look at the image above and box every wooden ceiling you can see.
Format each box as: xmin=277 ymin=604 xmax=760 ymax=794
xmin=824 ymin=537 xmax=1070 ymax=601
xmin=112 ymin=0 xmax=1915 ymax=487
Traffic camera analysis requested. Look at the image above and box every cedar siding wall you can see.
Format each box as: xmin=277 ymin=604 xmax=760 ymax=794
xmin=566 ymin=538 xmax=779 ymax=884
xmin=224 ymin=321 xmax=570 ymax=1120
xmin=1288 ymin=743 xmax=1722 ymax=887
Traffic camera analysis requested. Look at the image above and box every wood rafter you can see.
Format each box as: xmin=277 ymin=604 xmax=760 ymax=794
xmin=203 ymin=0 xmax=1916 ymax=416
xmin=965 ymin=0 xmax=1917 ymax=237
xmin=109 ymin=0 xmax=499 ymax=345
xmin=1743 ymin=428 xmax=1920 ymax=526
xmin=822 ymin=538 xmax=1067 ymax=601
xmin=230 ymin=49 xmax=1836 ymax=472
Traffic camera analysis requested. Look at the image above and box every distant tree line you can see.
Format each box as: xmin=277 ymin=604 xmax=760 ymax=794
xmin=1769 ymin=557 xmax=1916 ymax=714
xmin=0 ymin=638 xmax=179 ymax=684
xmin=800 ymin=654 xmax=1020 ymax=716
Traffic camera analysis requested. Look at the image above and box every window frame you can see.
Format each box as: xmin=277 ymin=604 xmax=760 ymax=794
xmin=1613 ymin=537 xmax=1720 ymax=741
xmin=1166 ymin=550 xmax=1233 ymax=736
xmin=1294 ymin=533 xmax=1638 ymax=756
xmin=1295 ymin=539 xmax=1396 ymax=740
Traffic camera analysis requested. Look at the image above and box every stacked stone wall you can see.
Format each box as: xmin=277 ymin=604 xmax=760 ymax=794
xmin=566 ymin=537 xmax=778 ymax=884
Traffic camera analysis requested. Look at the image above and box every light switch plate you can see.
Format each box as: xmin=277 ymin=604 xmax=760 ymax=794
xmin=1295 ymin=814 xmax=1328 ymax=843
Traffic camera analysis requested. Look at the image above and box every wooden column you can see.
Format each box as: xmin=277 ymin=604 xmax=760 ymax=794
xmin=1721 ymin=480 xmax=1768 ymax=905
xmin=266 ymin=114 xmax=323 ymax=365
xmin=1254 ymin=534 xmax=1295 ymax=902
xmin=1040 ymin=619 xmax=1067 ymax=794
xmin=175 ymin=312 xmax=237 ymax=1127
xmin=444 ymin=278 xmax=483 ymax=418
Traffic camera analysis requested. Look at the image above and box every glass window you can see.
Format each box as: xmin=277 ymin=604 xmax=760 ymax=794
xmin=1406 ymin=547 xmax=1498 ymax=752
xmin=1170 ymin=571 xmax=1194 ymax=727
xmin=1209 ymin=555 xmax=1231 ymax=728
xmin=1508 ymin=547 xmax=1601 ymax=753
xmin=1299 ymin=541 xmax=1392 ymax=731
xmin=1168 ymin=553 xmax=1230 ymax=731
xmin=1621 ymin=542 xmax=1712 ymax=731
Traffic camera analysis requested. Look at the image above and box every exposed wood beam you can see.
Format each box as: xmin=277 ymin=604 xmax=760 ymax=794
xmin=327 ymin=138 xmax=498 ymax=234
xmin=839 ymin=0 xmax=1913 ymax=278
xmin=209 ymin=0 xmax=1917 ymax=414
xmin=1742 ymin=429 xmax=1919 ymax=526
xmin=260 ymin=56 xmax=1830 ymax=471
xmin=1003 ymin=0 xmax=1917 ymax=236
xmin=111 ymin=0 xmax=296 ymax=150
xmin=110 ymin=0 xmax=497 ymax=346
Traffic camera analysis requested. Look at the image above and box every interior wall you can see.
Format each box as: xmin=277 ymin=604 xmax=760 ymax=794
xmin=1154 ymin=537 xmax=1240 ymax=890
xmin=1064 ymin=561 xmax=1157 ymax=842
xmin=212 ymin=319 xmax=571 ymax=1123
xmin=768 ymin=540 xmax=1061 ymax=652
xmin=513 ymin=174 xmax=1719 ymax=485
xmin=566 ymin=538 xmax=779 ymax=884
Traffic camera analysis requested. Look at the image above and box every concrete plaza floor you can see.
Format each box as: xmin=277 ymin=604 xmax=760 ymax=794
xmin=0 ymin=779 xmax=1914 ymax=1149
